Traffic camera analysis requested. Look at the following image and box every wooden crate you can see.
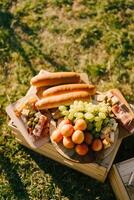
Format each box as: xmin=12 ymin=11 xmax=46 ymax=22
xmin=9 ymin=120 xmax=123 ymax=182
xmin=109 ymin=158 xmax=134 ymax=200
xmin=7 ymin=70 xmax=134 ymax=182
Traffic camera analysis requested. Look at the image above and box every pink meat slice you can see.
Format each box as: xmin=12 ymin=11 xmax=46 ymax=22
xmin=33 ymin=115 xmax=47 ymax=137
xmin=112 ymin=102 xmax=134 ymax=133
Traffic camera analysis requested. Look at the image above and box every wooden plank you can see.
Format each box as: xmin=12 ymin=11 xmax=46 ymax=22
xmin=116 ymin=158 xmax=134 ymax=200
xmin=9 ymin=121 xmax=107 ymax=182
xmin=116 ymin=158 xmax=134 ymax=184
xmin=109 ymin=165 xmax=130 ymax=200
xmin=102 ymin=138 xmax=122 ymax=171
xmin=9 ymin=120 xmax=123 ymax=182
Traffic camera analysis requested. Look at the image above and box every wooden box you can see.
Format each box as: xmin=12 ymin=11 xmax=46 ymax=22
xmin=7 ymin=70 xmax=134 ymax=182
xmin=9 ymin=120 xmax=123 ymax=182
xmin=109 ymin=158 xmax=134 ymax=200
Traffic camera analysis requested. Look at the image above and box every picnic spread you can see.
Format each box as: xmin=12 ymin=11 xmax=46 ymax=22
xmin=6 ymin=70 xmax=134 ymax=182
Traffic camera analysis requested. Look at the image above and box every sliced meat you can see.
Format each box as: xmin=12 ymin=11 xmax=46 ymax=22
xmin=112 ymin=102 xmax=134 ymax=133
xmin=33 ymin=115 xmax=48 ymax=137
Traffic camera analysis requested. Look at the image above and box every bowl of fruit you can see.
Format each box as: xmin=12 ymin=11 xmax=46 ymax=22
xmin=50 ymin=100 xmax=118 ymax=163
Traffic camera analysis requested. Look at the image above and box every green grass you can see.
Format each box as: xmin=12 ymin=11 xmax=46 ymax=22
xmin=0 ymin=0 xmax=134 ymax=199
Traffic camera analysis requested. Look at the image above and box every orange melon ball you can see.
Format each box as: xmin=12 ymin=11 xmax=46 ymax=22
xmin=84 ymin=132 xmax=93 ymax=145
xmin=63 ymin=137 xmax=74 ymax=149
xmin=75 ymin=143 xmax=89 ymax=156
xmin=72 ymin=130 xmax=84 ymax=144
xmin=51 ymin=129 xmax=63 ymax=143
xmin=58 ymin=119 xmax=71 ymax=130
xmin=92 ymin=139 xmax=103 ymax=151
xmin=60 ymin=124 xmax=74 ymax=137
xmin=74 ymin=119 xmax=87 ymax=131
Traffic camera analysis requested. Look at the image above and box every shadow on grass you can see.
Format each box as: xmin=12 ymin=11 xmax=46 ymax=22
xmin=114 ymin=135 xmax=134 ymax=163
xmin=0 ymin=153 xmax=30 ymax=200
xmin=0 ymin=10 xmax=36 ymax=75
xmin=23 ymin=146 xmax=115 ymax=200
xmin=0 ymin=10 xmax=70 ymax=75
xmin=26 ymin=40 xmax=70 ymax=72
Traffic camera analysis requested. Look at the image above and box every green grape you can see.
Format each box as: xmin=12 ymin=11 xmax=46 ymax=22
xmin=74 ymin=112 xmax=77 ymax=117
xmin=88 ymin=102 xmax=92 ymax=106
xmin=84 ymin=102 xmax=88 ymax=106
xmin=61 ymin=110 xmax=69 ymax=116
xmin=84 ymin=113 xmax=94 ymax=121
xmin=95 ymin=127 xmax=101 ymax=132
xmin=64 ymin=115 xmax=69 ymax=120
xmin=95 ymin=121 xmax=103 ymax=128
xmin=69 ymin=109 xmax=76 ymax=114
xmin=84 ymin=104 xmax=89 ymax=111
xmin=77 ymin=102 xmax=85 ymax=111
xmin=94 ymin=105 xmax=99 ymax=112
xmin=99 ymin=106 xmax=107 ymax=113
xmin=98 ymin=112 xmax=106 ymax=119
xmin=68 ymin=113 xmax=74 ymax=120
xmin=78 ymin=100 xmax=84 ymax=105
xmin=79 ymin=106 xmax=85 ymax=111
xmin=74 ymin=100 xmax=78 ymax=105
xmin=59 ymin=105 xmax=67 ymax=111
xmin=87 ymin=106 xmax=95 ymax=113
xmin=94 ymin=116 xmax=101 ymax=121
xmin=74 ymin=112 xmax=84 ymax=119
xmin=70 ymin=104 xmax=74 ymax=109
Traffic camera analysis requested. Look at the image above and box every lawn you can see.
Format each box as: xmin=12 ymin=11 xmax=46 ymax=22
xmin=0 ymin=0 xmax=134 ymax=199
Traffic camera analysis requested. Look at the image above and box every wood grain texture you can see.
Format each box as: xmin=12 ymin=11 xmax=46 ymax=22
xmin=9 ymin=121 xmax=106 ymax=182
xmin=109 ymin=159 xmax=134 ymax=200
xmin=9 ymin=120 xmax=123 ymax=182
xmin=116 ymin=158 xmax=134 ymax=200
xmin=109 ymin=165 xmax=130 ymax=200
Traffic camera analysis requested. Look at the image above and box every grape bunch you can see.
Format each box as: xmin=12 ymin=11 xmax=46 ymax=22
xmin=59 ymin=101 xmax=112 ymax=137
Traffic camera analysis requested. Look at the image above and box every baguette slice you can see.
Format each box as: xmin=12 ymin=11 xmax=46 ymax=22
xmin=31 ymin=72 xmax=80 ymax=87
xmin=36 ymin=91 xmax=90 ymax=109
xmin=43 ymin=84 xmax=96 ymax=97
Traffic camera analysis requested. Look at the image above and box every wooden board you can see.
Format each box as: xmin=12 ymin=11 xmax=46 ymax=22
xmin=9 ymin=120 xmax=122 ymax=182
xmin=109 ymin=158 xmax=134 ymax=200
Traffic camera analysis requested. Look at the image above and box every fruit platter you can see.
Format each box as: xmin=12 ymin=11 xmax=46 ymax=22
xmin=6 ymin=70 xmax=134 ymax=163
xmin=50 ymin=98 xmax=119 ymax=163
